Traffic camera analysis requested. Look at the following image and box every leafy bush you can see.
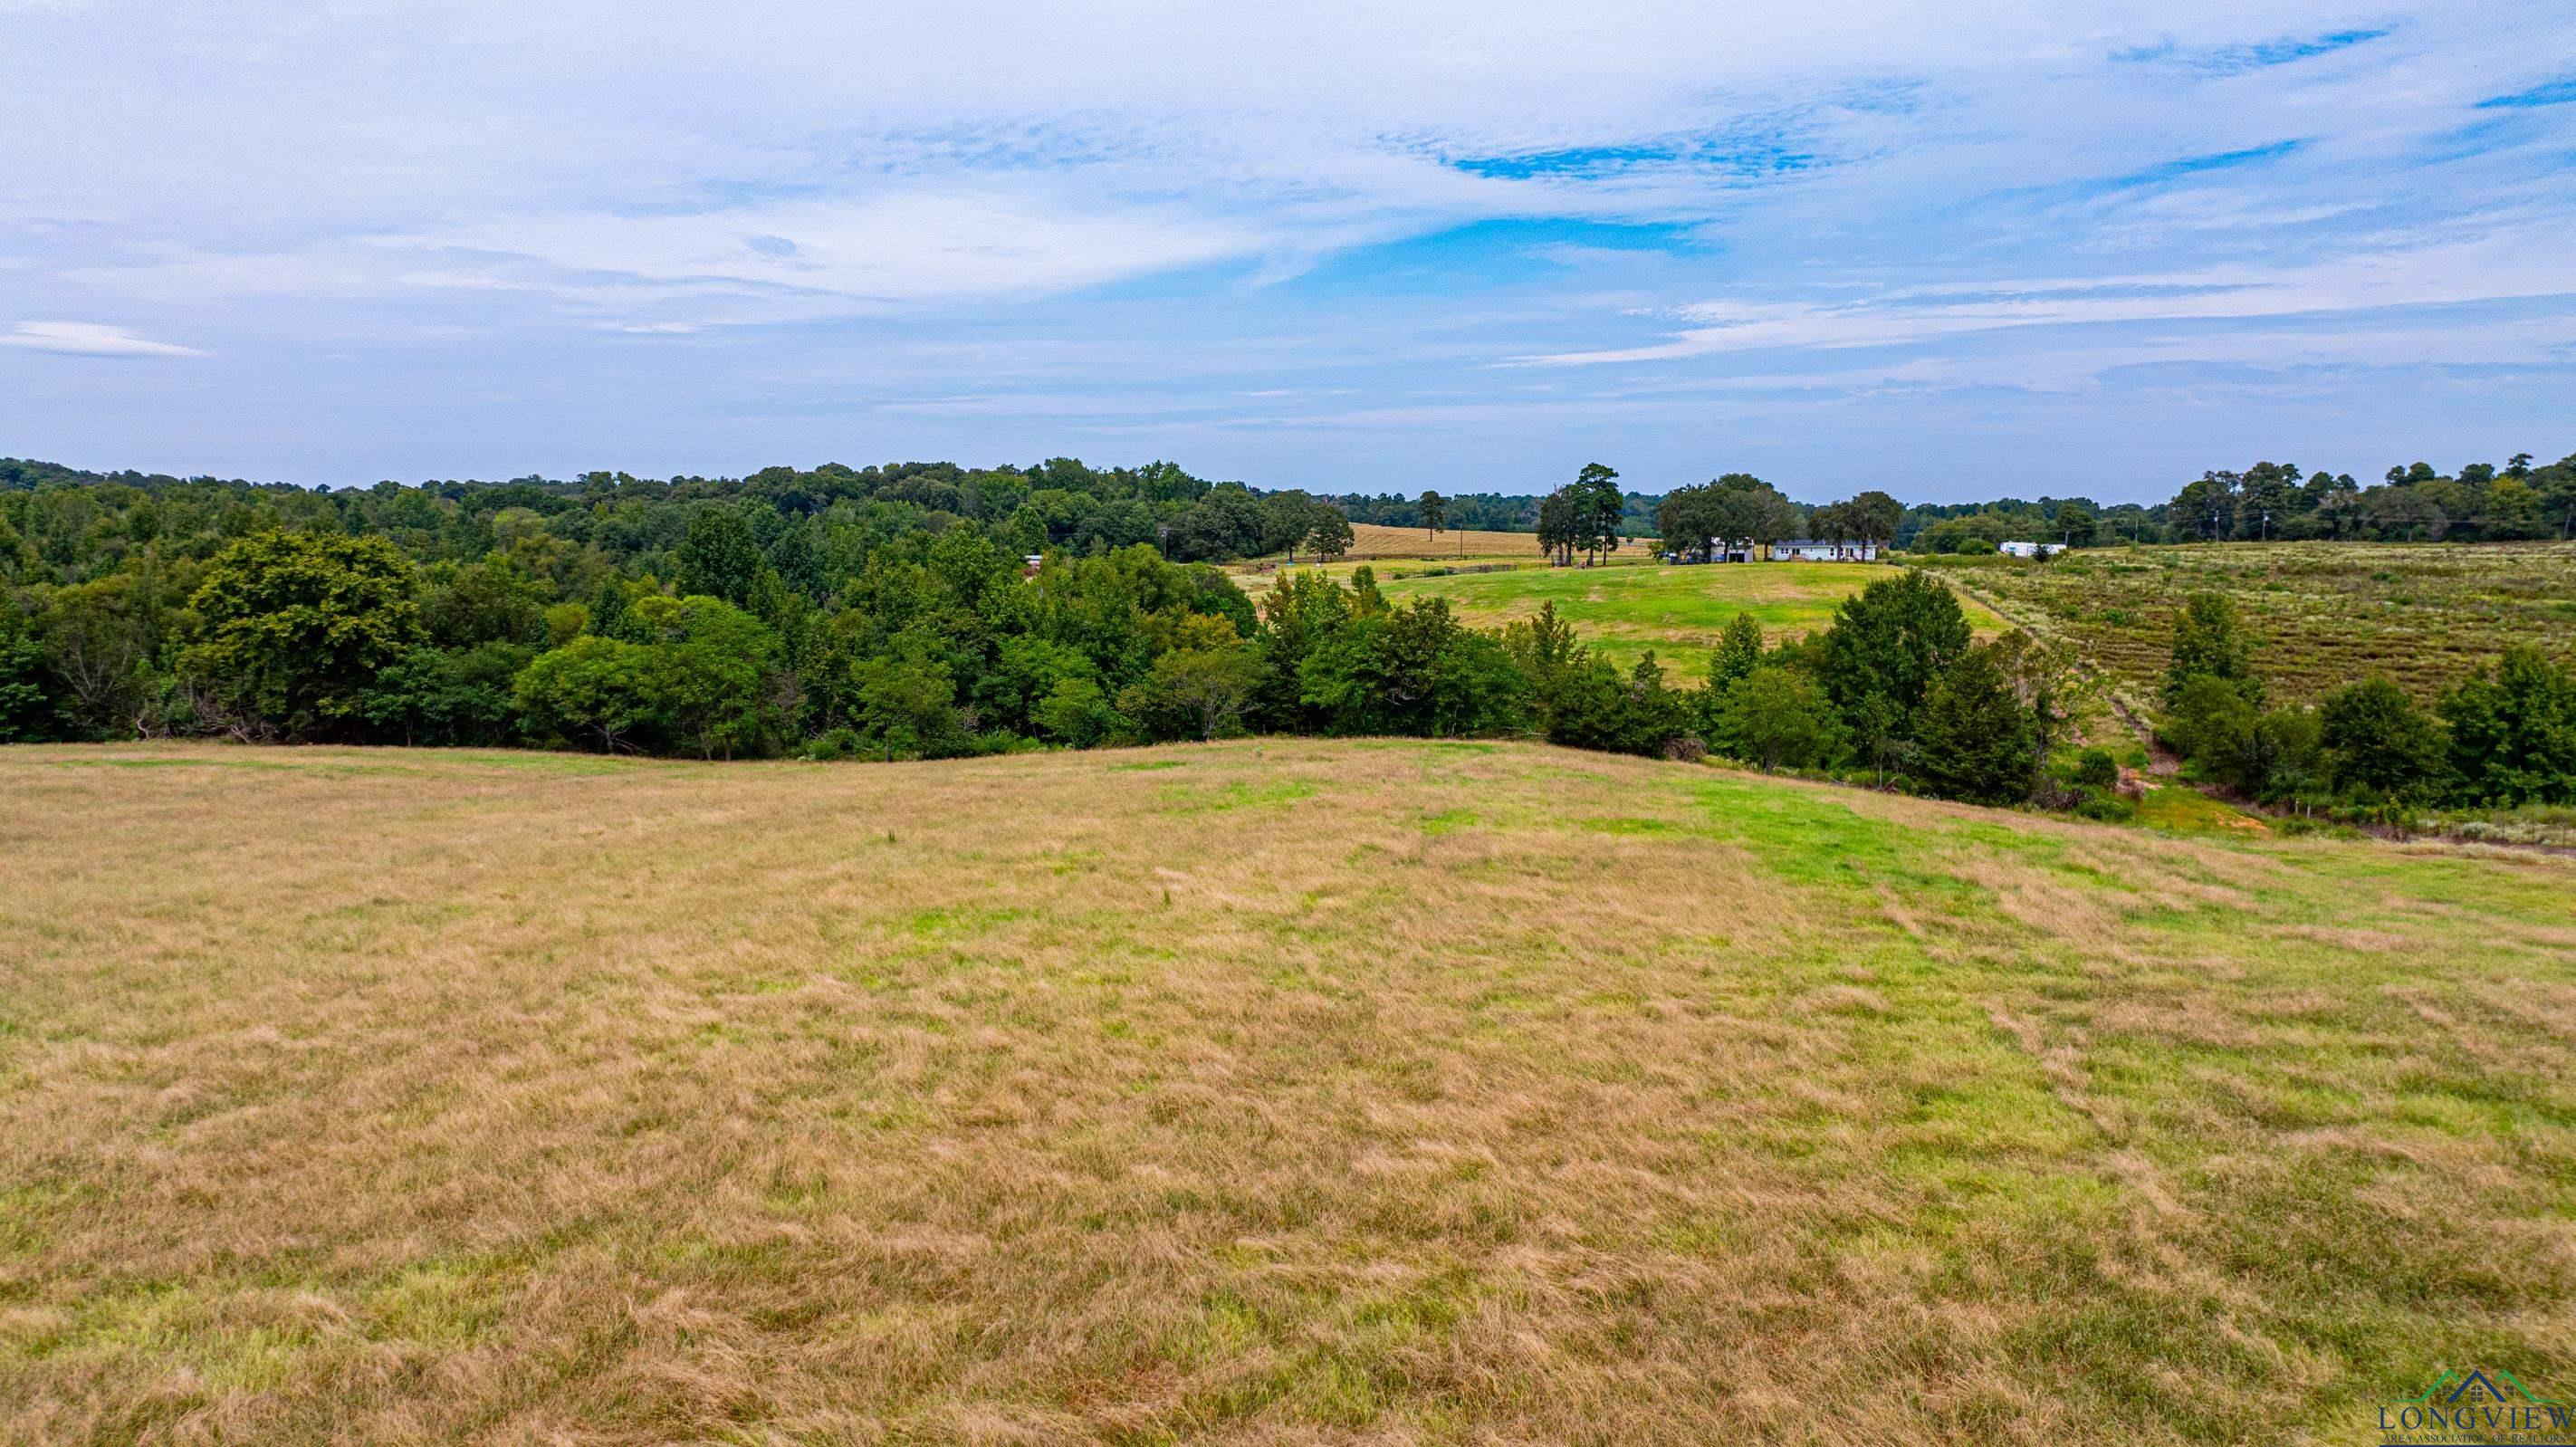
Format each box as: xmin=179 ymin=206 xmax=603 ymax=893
xmin=2072 ymin=747 xmax=2119 ymax=792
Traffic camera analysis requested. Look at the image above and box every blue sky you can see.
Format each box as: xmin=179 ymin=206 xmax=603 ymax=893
xmin=3 ymin=2 xmax=2572 ymax=503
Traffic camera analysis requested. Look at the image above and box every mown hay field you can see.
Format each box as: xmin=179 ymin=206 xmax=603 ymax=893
xmin=1336 ymin=522 xmax=1559 ymax=561
xmin=4 ymin=741 xmax=2572 ymax=1444
xmin=1934 ymin=541 xmax=2576 ymax=704
xmin=1240 ymin=524 xmax=1660 ymax=572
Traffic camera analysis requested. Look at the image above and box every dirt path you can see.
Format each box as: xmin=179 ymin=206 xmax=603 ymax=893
xmin=2106 ymin=694 xmax=2181 ymax=777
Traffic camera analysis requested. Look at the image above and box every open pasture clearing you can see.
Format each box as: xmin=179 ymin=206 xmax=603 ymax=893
xmin=1232 ymin=525 xmax=1566 ymax=577
xmin=1937 ymin=541 xmax=2576 ymax=704
xmin=4 ymin=741 xmax=2572 ymax=1444
xmin=1337 ymin=522 xmax=1569 ymax=561
xmin=1370 ymin=561 xmax=2006 ymax=679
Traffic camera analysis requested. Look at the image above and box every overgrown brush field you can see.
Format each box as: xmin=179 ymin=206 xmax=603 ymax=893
xmin=1371 ymin=561 xmax=2004 ymax=678
xmin=4 ymin=741 xmax=2571 ymax=1443
xmin=1936 ymin=541 xmax=2576 ymax=704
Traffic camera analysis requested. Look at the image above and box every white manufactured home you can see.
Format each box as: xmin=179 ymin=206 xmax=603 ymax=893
xmin=1771 ymin=539 xmax=1880 ymax=561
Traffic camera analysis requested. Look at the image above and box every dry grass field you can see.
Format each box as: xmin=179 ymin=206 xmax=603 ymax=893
xmin=1242 ymin=524 xmax=1661 ymax=570
xmin=1336 ymin=523 xmax=1566 ymax=561
xmin=1933 ymin=541 xmax=2576 ymax=705
xmin=4 ymin=741 xmax=2574 ymax=1444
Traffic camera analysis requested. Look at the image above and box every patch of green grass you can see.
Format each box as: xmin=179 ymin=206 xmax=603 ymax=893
xmin=2133 ymin=783 xmax=2267 ymax=834
xmin=1372 ymin=561 xmax=2006 ymax=679
xmin=1154 ymin=779 xmax=1319 ymax=812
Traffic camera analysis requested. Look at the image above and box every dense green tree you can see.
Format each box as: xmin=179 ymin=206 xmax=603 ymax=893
xmin=1250 ymin=570 xmax=1352 ymax=732
xmin=1166 ymin=484 xmax=1269 ymax=561
xmin=1815 ymin=571 xmax=1971 ymax=741
xmin=1709 ymin=613 xmax=1765 ymax=690
xmin=1534 ymin=487 xmax=1578 ymax=566
xmin=180 ymin=531 xmax=423 ymax=739
xmin=31 ymin=572 xmax=168 ymax=737
xmin=1843 ymin=490 xmax=1904 ymax=547
xmin=1126 ymin=637 xmax=1262 ymax=742
xmin=1302 ymin=596 xmax=1523 ymax=737
xmin=1911 ymin=640 xmax=2038 ymax=805
xmin=2072 ymin=747 xmax=2119 ymax=793
xmin=2320 ymin=676 xmax=2447 ymax=800
xmin=361 ymin=642 xmax=531 ymax=747
xmin=1258 ymin=491 xmax=1323 ymax=561
xmin=1713 ymin=665 xmax=1841 ymax=771
xmin=513 ymin=636 xmax=657 ymax=752
xmin=1417 ymin=489 xmax=1447 ymax=541
xmin=640 ymin=595 xmax=793 ymax=759
xmin=676 ymin=507 xmax=763 ymax=605
xmin=2164 ymin=674 xmax=2259 ymax=777
xmin=850 ymin=654 xmax=958 ymax=761
xmin=1688 ymin=612 xmax=1769 ymax=742
xmin=1654 ymin=485 xmax=1723 ymax=561
xmin=1568 ymin=464 xmax=1624 ymax=567
xmin=2052 ymin=501 xmax=2098 ymax=547
xmin=513 ymin=594 xmax=789 ymax=758
xmin=2168 ymin=677 xmax=2323 ymax=800
xmin=768 ymin=521 xmax=827 ymax=599
xmin=1031 ymin=676 xmax=1123 ymax=747
xmin=1304 ymin=507 xmax=1355 ymax=562
xmin=2237 ymin=463 xmax=2303 ymax=541
xmin=2244 ymin=707 xmax=2327 ymax=800
xmin=0 ymin=605 xmax=51 ymax=742
xmin=2162 ymin=591 xmax=2255 ymax=708
xmin=1500 ymin=599 xmax=1585 ymax=735
xmin=1617 ymin=652 xmax=1691 ymax=757
xmin=422 ymin=557 xmax=547 ymax=648
xmin=2170 ymin=472 xmax=2238 ymax=541
xmin=2440 ymin=647 xmax=2576 ymax=805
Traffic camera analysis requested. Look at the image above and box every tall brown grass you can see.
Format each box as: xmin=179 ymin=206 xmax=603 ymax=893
xmin=2 ymin=740 xmax=2570 ymax=1443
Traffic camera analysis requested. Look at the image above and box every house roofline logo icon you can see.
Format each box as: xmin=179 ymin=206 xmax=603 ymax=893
xmin=2399 ymin=1368 xmax=2558 ymax=1406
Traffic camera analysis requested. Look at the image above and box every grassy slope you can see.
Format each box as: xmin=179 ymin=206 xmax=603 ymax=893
xmin=1936 ymin=541 xmax=2576 ymax=704
xmin=4 ymin=742 xmax=2571 ymax=1443
xmin=1368 ymin=561 xmax=2006 ymax=679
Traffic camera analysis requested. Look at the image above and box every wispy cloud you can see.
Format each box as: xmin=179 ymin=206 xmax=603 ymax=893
xmin=2475 ymin=76 xmax=2576 ymax=109
xmin=2113 ymin=26 xmax=2390 ymax=74
xmin=1521 ymin=224 xmax=2576 ymax=367
xmin=0 ymin=321 xmax=201 ymax=357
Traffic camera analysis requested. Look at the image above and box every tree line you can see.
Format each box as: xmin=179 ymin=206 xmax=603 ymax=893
xmin=1 ymin=458 xmax=2092 ymax=813
xmin=2166 ymin=455 xmax=2576 ymax=544
xmin=0 ymin=455 xmax=1361 ymax=577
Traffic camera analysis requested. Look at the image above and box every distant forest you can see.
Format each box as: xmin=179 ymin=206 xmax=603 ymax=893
xmin=10 ymin=446 xmax=2568 ymax=566
xmin=2 ymin=449 xmax=2570 ymax=811
xmin=1357 ymin=453 xmax=2576 ymax=551
xmin=0 ymin=453 xmax=2082 ymax=807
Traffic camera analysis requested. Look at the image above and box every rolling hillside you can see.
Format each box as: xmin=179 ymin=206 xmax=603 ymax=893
xmin=4 ymin=741 xmax=2571 ymax=1443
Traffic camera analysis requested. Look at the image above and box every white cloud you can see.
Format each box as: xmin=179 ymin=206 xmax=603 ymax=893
xmin=0 ymin=321 xmax=201 ymax=357
xmin=407 ymin=190 xmax=1272 ymax=311
xmin=1521 ymin=224 xmax=2576 ymax=367
xmin=1 ymin=1 xmax=2571 ymax=489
